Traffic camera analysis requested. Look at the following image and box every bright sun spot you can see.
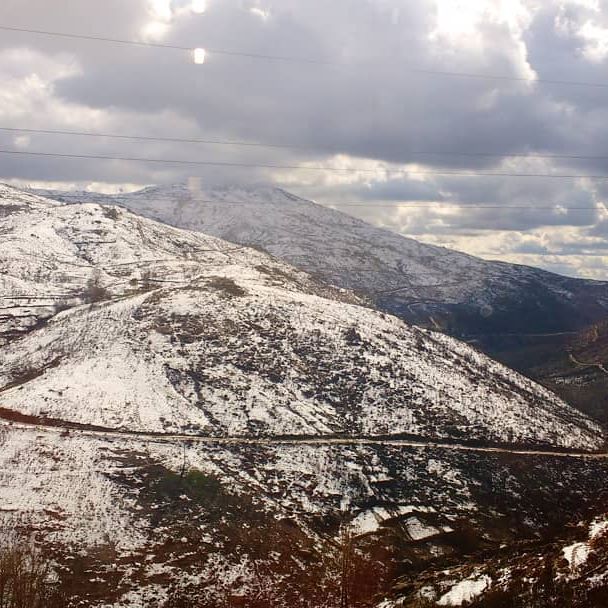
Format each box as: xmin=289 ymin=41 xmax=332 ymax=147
xmin=191 ymin=0 xmax=207 ymax=14
xmin=193 ymin=48 xmax=207 ymax=64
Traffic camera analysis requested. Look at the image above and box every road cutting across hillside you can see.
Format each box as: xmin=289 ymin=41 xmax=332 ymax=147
xmin=2 ymin=414 xmax=607 ymax=459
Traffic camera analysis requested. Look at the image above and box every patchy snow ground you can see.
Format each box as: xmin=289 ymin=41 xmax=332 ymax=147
xmin=563 ymin=542 xmax=590 ymax=570
xmin=2 ymin=423 xmax=608 ymax=607
xmin=380 ymin=508 xmax=608 ymax=607
xmin=2 ymin=183 xmax=608 ymax=606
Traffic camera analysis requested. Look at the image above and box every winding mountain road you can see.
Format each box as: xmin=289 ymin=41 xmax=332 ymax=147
xmin=569 ymin=353 xmax=608 ymax=377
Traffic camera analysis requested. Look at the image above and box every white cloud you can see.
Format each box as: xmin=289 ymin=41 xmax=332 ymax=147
xmin=191 ymin=0 xmax=208 ymax=14
xmin=250 ymin=6 xmax=270 ymax=21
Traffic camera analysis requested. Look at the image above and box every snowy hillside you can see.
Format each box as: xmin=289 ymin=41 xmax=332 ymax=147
xmin=2 ymin=183 xmax=608 ymax=607
xmin=0 ymin=184 xmax=603 ymax=448
xmin=35 ymin=182 xmax=608 ymax=339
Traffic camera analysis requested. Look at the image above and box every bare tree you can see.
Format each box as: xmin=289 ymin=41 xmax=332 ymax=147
xmin=0 ymin=544 xmax=68 ymax=608
xmin=140 ymin=269 xmax=156 ymax=291
xmin=83 ymin=268 xmax=109 ymax=304
xmin=339 ymin=513 xmax=353 ymax=608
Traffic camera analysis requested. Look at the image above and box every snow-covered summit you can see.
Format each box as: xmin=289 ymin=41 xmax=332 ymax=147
xmin=0 ymin=181 xmax=59 ymax=212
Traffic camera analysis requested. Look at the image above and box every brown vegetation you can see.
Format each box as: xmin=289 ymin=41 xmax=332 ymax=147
xmin=0 ymin=544 xmax=68 ymax=608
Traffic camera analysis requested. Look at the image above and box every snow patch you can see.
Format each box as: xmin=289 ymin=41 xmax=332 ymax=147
xmin=437 ymin=575 xmax=491 ymax=606
xmin=563 ymin=542 xmax=590 ymax=569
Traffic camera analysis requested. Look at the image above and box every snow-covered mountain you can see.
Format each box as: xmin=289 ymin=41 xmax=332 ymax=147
xmin=35 ymin=182 xmax=608 ymax=341
xmin=2 ymin=183 xmax=608 ymax=607
xmin=0 ymin=183 xmax=602 ymax=448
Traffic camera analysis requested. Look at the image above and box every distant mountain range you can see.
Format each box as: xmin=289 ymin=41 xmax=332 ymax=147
xmin=2 ymin=183 xmax=608 ymax=607
xmin=36 ymin=183 xmax=608 ymax=337
xmin=3 ymin=183 xmax=598 ymax=446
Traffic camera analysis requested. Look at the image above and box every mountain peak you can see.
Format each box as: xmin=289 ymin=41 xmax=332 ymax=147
xmin=126 ymin=181 xmax=307 ymax=206
xmin=27 ymin=182 xmax=608 ymax=373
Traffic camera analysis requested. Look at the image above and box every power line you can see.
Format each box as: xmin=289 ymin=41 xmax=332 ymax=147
xmin=0 ymin=24 xmax=329 ymax=64
xmin=5 ymin=148 xmax=608 ymax=180
xmin=0 ymin=126 xmax=303 ymax=150
xmin=3 ymin=24 xmax=608 ymax=89
xmin=34 ymin=192 xmax=604 ymax=211
xmin=3 ymin=126 xmax=608 ymax=163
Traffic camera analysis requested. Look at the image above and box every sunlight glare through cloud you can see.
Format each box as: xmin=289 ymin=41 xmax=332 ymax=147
xmin=193 ymin=47 xmax=207 ymax=64
xmin=148 ymin=0 xmax=172 ymax=20
xmin=250 ymin=6 xmax=270 ymax=20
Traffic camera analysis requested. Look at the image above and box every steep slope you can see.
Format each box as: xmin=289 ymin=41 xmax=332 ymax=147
xmin=0 ymin=184 xmax=602 ymax=448
xmin=2 ymin=425 xmax=608 ymax=608
xmin=574 ymin=319 xmax=608 ymax=364
xmin=35 ymin=183 xmax=608 ymax=341
xmin=379 ymin=511 xmax=608 ymax=607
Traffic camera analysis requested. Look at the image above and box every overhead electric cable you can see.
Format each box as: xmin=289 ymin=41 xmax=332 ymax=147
xmin=2 ymin=24 xmax=608 ymax=88
xmin=4 ymin=148 xmax=608 ymax=180
xmin=0 ymin=24 xmax=330 ymax=64
xmin=3 ymin=126 xmax=608 ymax=162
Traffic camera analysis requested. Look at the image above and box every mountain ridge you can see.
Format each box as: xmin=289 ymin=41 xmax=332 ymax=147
xmin=0 ymin=182 xmax=602 ymax=448
xmin=33 ymin=182 xmax=608 ymax=336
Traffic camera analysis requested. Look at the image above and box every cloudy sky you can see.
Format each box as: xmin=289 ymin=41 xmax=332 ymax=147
xmin=1 ymin=0 xmax=608 ymax=279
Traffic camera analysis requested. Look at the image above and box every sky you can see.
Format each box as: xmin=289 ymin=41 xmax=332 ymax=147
xmin=1 ymin=0 xmax=608 ymax=279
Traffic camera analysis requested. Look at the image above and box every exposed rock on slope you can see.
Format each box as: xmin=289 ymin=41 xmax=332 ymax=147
xmin=379 ymin=510 xmax=608 ymax=607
